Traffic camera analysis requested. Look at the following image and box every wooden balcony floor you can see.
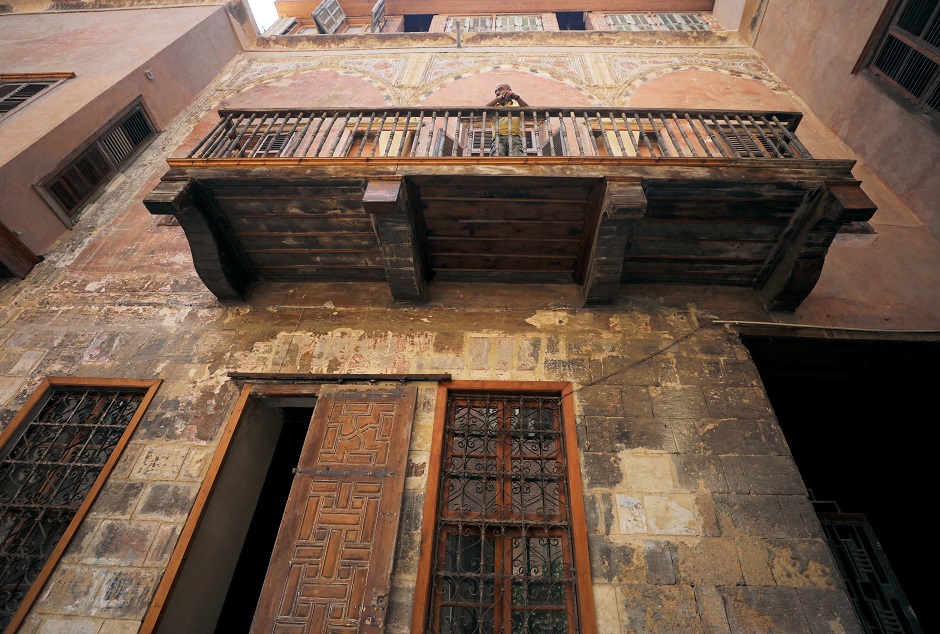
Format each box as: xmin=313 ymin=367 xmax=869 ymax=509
xmin=145 ymin=159 xmax=876 ymax=310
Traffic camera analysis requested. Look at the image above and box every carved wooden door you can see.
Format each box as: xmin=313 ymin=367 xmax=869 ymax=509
xmin=250 ymin=385 xmax=417 ymax=633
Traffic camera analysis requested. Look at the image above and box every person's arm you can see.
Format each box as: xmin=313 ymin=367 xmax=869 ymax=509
xmin=509 ymin=92 xmax=529 ymax=107
xmin=485 ymin=96 xmax=503 ymax=106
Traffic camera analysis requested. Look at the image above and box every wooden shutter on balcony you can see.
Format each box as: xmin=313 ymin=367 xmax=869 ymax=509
xmin=250 ymin=385 xmax=417 ymax=634
xmin=313 ymin=0 xmax=346 ymax=34
xmin=608 ymin=13 xmax=656 ymax=31
xmin=371 ymin=0 xmax=386 ymax=33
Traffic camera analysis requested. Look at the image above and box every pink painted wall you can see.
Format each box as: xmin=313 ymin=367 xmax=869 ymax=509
xmin=0 ymin=6 xmax=244 ymax=256
xmin=419 ymin=69 xmax=595 ymax=107
xmin=753 ymin=0 xmax=940 ymax=237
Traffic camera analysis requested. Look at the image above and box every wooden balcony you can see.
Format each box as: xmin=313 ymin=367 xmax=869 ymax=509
xmin=144 ymin=107 xmax=876 ymax=309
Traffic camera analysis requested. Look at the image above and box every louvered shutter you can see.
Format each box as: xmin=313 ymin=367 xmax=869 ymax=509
xmin=312 ymin=0 xmax=346 ymax=34
xmin=263 ymin=17 xmax=298 ymax=35
xmin=608 ymin=13 xmax=656 ymax=31
xmin=497 ymin=15 xmax=542 ymax=31
xmin=434 ymin=130 xmax=465 ymax=156
xmin=0 ymin=82 xmax=54 ymax=115
xmin=45 ymin=105 xmax=154 ymax=217
xmin=470 ymin=16 xmax=492 ymax=32
xmin=655 ymin=13 xmax=708 ymax=31
xmin=371 ymin=0 xmax=386 ymax=33
xmin=250 ymin=386 xmax=417 ymax=633
xmin=540 ymin=128 xmax=566 ymax=156
xmin=257 ymin=133 xmax=294 ymax=156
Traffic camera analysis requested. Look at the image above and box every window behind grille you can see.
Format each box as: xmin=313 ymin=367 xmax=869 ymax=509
xmin=862 ymin=0 xmax=940 ymax=117
xmin=41 ymin=104 xmax=155 ymax=218
xmin=425 ymin=392 xmax=581 ymax=633
xmin=0 ymin=378 xmax=159 ymax=632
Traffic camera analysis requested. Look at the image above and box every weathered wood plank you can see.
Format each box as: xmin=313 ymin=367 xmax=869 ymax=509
xmin=256 ymin=268 xmax=386 ymax=280
xmin=216 ymin=198 xmax=365 ymax=215
xmin=423 ymin=219 xmax=583 ymax=240
xmin=627 ymin=237 xmax=775 ymax=259
xmin=421 ymin=200 xmax=586 ymax=222
xmin=227 ymin=216 xmax=374 ymax=234
xmin=432 ymin=270 xmax=575 ymax=283
xmin=245 ymin=251 xmax=385 ymax=266
xmin=426 ymin=237 xmax=580 ymax=256
xmin=431 ymin=253 xmax=577 ymax=271
xmin=633 ymin=220 xmax=784 ymax=241
xmin=234 ymin=233 xmax=380 ymax=250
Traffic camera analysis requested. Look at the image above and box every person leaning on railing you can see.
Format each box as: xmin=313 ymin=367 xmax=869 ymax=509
xmin=486 ymin=83 xmax=529 ymax=156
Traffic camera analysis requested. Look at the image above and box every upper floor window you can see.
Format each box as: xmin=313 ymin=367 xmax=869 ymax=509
xmin=607 ymin=12 xmax=709 ymax=32
xmin=858 ymin=0 xmax=940 ymax=118
xmin=0 ymin=73 xmax=73 ymax=122
xmin=446 ymin=15 xmax=543 ymax=32
xmin=38 ymin=102 xmax=156 ymax=221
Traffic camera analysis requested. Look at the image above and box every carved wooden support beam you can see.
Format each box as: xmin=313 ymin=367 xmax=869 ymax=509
xmin=143 ymin=179 xmax=255 ymax=300
xmin=363 ymin=177 xmax=427 ymax=302
xmin=759 ymin=181 xmax=876 ymax=311
xmin=581 ymin=179 xmax=647 ymax=304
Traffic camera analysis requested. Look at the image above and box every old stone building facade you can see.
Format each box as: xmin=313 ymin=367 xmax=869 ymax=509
xmin=0 ymin=0 xmax=937 ymax=633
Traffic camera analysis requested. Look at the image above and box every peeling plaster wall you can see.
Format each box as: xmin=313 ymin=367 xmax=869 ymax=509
xmin=1 ymin=29 xmax=938 ymax=633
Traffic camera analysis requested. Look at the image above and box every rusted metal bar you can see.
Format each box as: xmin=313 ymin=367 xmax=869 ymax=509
xmin=371 ymin=111 xmax=389 ymax=157
xmin=189 ymin=114 xmax=230 ymax=158
xmin=672 ymin=113 xmax=698 ymax=158
xmin=397 ymin=110 xmax=412 ymax=156
xmin=657 ymin=112 xmax=681 ymax=157
xmin=569 ymin=111 xmax=585 ymax=156
xmin=619 ymin=112 xmax=639 ymax=156
xmin=411 ymin=111 xmax=425 ymax=157
xmin=697 ymin=113 xmax=727 ymax=157
xmin=358 ymin=112 xmax=376 ymax=157
xmin=684 ymin=113 xmax=711 ymax=158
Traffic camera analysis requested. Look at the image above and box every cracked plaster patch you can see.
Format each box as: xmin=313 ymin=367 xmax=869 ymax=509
xmin=525 ymin=311 xmax=570 ymax=329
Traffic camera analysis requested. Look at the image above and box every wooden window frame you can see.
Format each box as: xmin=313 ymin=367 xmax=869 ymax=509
xmin=854 ymin=0 xmax=940 ymax=121
xmin=0 ymin=73 xmax=74 ymax=123
xmin=0 ymin=377 xmax=160 ymax=633
xmin=412 ymin=381 xmax=596 ymax=634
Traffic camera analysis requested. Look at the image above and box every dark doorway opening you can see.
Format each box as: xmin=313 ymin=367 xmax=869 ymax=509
xmin=404 ymin=14 xmax=434 ymax=32
xmin=214 ymin=406 xmax=313 ymax=633
xmin=556 ymin=12 xmax=586 ymax=30
xmin=742 ymin=333 xmax=937 ymax=633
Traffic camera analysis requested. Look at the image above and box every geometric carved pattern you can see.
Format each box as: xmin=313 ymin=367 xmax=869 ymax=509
xmin=312 ymin=401 xmax=397 ymax=468
xmin=252 ymin=386 xmax=417 ymax=634
xmin=273 ymin=479 xmax=383 ymax=632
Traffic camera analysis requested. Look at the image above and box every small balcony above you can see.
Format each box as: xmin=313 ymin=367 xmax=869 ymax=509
xmin=144 ymin=107 xmax=876 ymax=310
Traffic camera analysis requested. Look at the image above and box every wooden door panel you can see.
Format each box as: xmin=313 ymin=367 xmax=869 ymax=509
xmin=251 ymin=385 xmax=417 ymax=634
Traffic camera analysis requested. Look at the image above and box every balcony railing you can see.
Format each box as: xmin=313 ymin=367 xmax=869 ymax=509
xmin=187 ymin=108 xmax=811 ymax=160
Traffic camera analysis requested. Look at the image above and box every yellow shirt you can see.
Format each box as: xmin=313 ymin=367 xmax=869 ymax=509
xmin=491 ymin=100 xmax=524 ymax=137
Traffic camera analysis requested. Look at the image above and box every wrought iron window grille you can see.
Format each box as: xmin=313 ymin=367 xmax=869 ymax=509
xmin=426 ymin=393 xmax=580 ymax=634
xmin=0 ymin=379 xmax=159 ymax=632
